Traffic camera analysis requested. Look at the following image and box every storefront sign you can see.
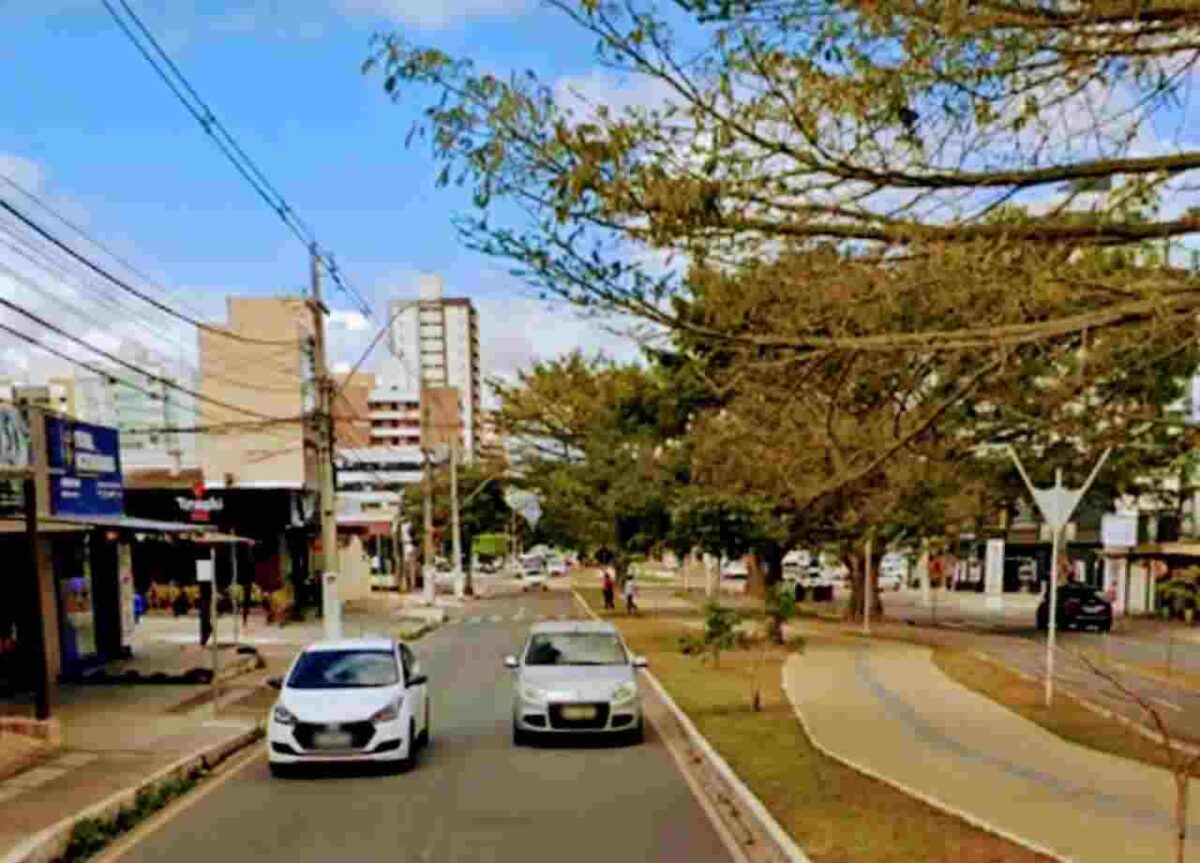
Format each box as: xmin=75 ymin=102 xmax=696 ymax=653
xmin=1101 ymin=513 xmax=1137 ymax=549
xmin=176 ymin=496 xmax=223 ymax=521
xmin=195 ymin=559 xmax=214 ymax=583
xmin=45 ymin=417 xmax=123 ymax=516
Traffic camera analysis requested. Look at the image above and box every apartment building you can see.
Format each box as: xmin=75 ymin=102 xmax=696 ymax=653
xmin=388 ymin=274 xmax=481 ymax=459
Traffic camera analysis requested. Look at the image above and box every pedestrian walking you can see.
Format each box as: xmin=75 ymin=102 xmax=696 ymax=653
xmin=624 ymin=573 xmax=638 ymax=615
xmin=601 ymin=569 xmax=616 ymax=610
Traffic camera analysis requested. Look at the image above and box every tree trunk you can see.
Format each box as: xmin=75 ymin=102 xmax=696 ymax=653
xmin=1176 ymin=772 xmax=1189 ymax=863
xmin=747 ymin=544 xmax=784 ymax=601
xmin=844 ymin=549 xmax=884 ymax=621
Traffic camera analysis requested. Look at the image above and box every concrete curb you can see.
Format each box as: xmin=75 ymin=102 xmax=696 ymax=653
xmin=1 ymin=725 xmax=261 ymax=863
xmin=570 ymin=589 xmax=810 ymax=863
xmin=971 ymin=650 xmax=1200 ymax=759
xmin=780 ymin=654 xmax=1069 ymax=863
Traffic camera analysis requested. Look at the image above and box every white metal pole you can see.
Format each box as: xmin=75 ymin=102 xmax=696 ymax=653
xmin=209 ymin=546 xmax=220 ymax=713
xmin=231 ymin=543 xmax=240 ymax=647
xmin=450 ymin=442 xmax=465 ymax=598
xmin=864 ymin=534 xmax=873 ymax=635
xmin=1046 ymin=522 xmax=1061 ymax=707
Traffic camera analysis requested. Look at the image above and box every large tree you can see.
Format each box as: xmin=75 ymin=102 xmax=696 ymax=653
xmin=366 ymin=0 xmax=1200 ymax=506
xmin=495 ymin=352 xmax=691 ymax=577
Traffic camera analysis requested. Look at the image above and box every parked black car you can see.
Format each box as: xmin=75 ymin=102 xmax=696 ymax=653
xmin=1036 ymin=582 xmax=1112 ymax=632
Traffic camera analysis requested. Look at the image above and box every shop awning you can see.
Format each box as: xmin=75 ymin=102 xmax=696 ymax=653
xmin=1131 ymin=542 xmax=1200 ymax=557
xmin=46 ymin=514 xmax=212 ymax=534
xmin=190 ymin=532 xmax=257 ymax=545
xmin=0 ymin=518 xmax=87 ymax=535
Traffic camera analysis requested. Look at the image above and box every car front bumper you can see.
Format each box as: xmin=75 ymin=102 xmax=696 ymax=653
xmin=267 ymin=716 xmax=410 ymax=763
xmin=514 ymin=699 xmax=641 ymax=734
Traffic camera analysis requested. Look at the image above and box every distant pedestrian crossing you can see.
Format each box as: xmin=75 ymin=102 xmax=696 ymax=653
xmin=450 ymin=612 xmax=576 ymax=627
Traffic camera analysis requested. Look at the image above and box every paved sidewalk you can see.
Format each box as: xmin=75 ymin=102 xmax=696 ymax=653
xmin=0 ymin=684 xmax=256 ymax=857
xmin=783 ymin=638 xmax=1200 ymax=863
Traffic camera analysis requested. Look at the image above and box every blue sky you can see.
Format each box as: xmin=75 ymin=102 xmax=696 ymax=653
xmin=0 ymin=0 xmax=647 ymax=379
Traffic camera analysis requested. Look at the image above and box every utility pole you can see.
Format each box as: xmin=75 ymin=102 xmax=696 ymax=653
xmin=864 ymin=533 xmax=874 ymax=636
xmin=1009 ymin=446 xmax=1111 ymax=707
xmin=309 ymin=245 xmax=341 ymax=639
xmin=421 ymin=440 xmax=435 ymax=604
xmin=450 ymin=440 xmax=466 ymax=597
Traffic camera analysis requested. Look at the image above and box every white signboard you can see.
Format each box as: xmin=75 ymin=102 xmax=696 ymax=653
xmin=0 ymin=405 xmax=30 ymax=469
xmin=1101 ymin=513 xmax=1138 ymax=549
xmin=195 ymin=559 xmax=214 ymax=583
xmin=118 ymin=544 xmax=136 ymax=644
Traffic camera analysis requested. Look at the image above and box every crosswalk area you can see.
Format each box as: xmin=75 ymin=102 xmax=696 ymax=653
xmin=448 ymin=612 xmax=578 ymax=627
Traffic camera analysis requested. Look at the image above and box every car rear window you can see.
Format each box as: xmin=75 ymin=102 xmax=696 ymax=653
xmin=287 ymin=650 xmax=398 ymax=689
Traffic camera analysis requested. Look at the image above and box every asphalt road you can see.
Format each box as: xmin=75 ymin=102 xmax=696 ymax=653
xmin=112 ymin=590 xmax=733 ymax=863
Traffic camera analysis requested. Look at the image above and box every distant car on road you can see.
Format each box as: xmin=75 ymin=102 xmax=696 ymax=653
xmin=505 ymin=620 xmax=646 ymax=745
xmin=721 ymin=558 xmax=749 ymax=579
xmin=1036 ymin=582 xmax=1112 ymax=632
xmin=546 ymin=554 xmax=568 ymax=577
xmin=267 ymin=637 xmax=430 ymax=777
xmin=520 ymin=553 xmax=548 ymax=591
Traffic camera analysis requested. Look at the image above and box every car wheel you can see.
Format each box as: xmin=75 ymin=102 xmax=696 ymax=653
xmin=627 ymin=719 xmax=645 ymax=746
xmin=399 ymin=720 xmax=418 ymax=771
xmin=419 ymin=702 xmax=431 ymax=749
xmin=268 ymin=762 xmax=293 ymax=779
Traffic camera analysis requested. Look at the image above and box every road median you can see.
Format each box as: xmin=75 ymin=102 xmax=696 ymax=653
xmin=571 ymin=586 xmax=1050 ymax=863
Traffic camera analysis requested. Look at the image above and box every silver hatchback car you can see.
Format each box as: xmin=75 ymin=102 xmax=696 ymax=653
xmin=505 ymin=620 xmax=646 ymax=744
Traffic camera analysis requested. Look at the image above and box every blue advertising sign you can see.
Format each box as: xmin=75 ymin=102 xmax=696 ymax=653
xmin=45 ymin=417 xmax=123 ymax=516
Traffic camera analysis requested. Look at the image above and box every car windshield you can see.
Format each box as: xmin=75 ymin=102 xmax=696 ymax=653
xmin=524 ymin=632 xmax=627 ymax=666
xmin=287 ymin=650 xmax=398 ymax=689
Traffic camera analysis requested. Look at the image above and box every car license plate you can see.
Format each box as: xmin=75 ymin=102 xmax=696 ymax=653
xmin=561 ymin=704 xmax=597 ymax=721
xmin=312 ymin=729 xmax=353 ymax=749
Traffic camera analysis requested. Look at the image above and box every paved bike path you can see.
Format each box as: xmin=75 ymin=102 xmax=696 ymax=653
xmin=783 ymin=639 xmax=1200 ymax=863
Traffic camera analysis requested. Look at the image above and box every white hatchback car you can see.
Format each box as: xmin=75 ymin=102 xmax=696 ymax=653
xmin=506 ymin=621 xmax=646 ymax=745
xmin=267 ymin=637 xmax=430 ymax=776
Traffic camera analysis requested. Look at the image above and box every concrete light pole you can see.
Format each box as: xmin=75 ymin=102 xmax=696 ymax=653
xmin=1008 ymin=446 xmax=1111 ymax=706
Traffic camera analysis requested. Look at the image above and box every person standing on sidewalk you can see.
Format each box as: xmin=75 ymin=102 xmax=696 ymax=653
xmin=624 ymin=574 xmax=638 ymax=615
xmin=601 ymin=569 xmax=616 ymax=610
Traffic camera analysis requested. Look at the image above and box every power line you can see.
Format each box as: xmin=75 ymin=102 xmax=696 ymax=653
xmin=0 ymin=225 xmax=306 ymax=394
xmin=0 ymin=198 xmax=301 ymax=347
xmin=0 ymin=263 xmax=286 ymax=422
xmin=0 ymin=173 xmax=234 ymax=331
xmin=101 ymin=0 xmax=374 ymax=319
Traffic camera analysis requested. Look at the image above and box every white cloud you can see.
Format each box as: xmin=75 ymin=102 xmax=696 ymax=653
xmin=553 ymin=70 xmax=677 ymax=119
xmin=0 ymin=152 xmax=46 ymax=194
xmin=329 ymin=309 xmax=370 ymax=333
xmin=340 ymin=0 xmax=527 ymax=28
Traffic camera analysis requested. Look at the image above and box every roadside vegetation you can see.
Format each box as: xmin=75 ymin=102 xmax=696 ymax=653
xmin=576 ymin=587 xmax=1051 ymax=863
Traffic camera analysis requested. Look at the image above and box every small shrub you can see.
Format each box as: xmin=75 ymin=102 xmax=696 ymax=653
xmin=64 ymin=817 xmax=113 ymax=860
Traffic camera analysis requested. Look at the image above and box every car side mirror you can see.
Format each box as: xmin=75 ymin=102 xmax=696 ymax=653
xmin=631 ymin=656 xmax=648 ymax=668
xmin=267 ymin=676 xmax=283 ymax=690
xmin=504 ymin=655 xmax=518 ymax=669
xmin=408 ymin=673 xmax=427 ymax=687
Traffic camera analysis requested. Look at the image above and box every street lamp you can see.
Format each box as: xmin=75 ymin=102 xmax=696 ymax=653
xmin=1008 ymin=446 xmax=1111 ymax=707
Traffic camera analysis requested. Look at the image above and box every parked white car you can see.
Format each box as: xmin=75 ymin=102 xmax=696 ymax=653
xmin=721 ymin=558 xmax=749 ymax=579
xmin=506 ymin=620 xmax=646 ymax=744
xmin=267 ymin=637 xmax=430 ymax=776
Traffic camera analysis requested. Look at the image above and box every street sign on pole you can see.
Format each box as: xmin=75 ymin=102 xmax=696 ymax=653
xmin=1008 ymin=447 xmax=1111 ymax=707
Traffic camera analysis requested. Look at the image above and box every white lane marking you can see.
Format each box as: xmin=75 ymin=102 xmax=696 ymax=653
xmin=466 ymin=615 xmax=482 ymax=625
xmin=488 ymin=615 xmax=503 ymax=624
xmin=50 ymin=752 xmax=99 ymax=769
xmin=4 ymin=766 xmax=69 ymax=789
xmin=513 ymin=606 xmax=526 ymax=622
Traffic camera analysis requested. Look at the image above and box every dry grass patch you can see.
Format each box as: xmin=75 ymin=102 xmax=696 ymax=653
xmin=582 ymin=600 xmax=1052 ymax=863
xmin=934 ymin=648 xmax=1200 ymax=777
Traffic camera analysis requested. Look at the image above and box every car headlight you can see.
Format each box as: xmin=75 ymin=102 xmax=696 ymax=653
xmin=370 ymin=699 xmax=403 ymax=723
xmin=611 ymin=683 xmax=637 ymax=704
xmin=520 ymin=683 xmax=547 ymax=704
xmin=273 ymin=704 xmax=297 ymax=726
